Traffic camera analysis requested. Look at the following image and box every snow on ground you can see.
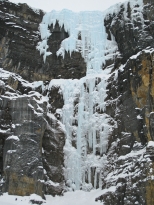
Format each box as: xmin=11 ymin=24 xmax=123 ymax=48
xmin=0 ymin=190 xmax=103 ymax=205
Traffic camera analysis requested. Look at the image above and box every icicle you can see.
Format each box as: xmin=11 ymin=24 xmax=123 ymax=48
xmin=94 ymin=169 xmax=97 ymax=189
xmin=93 ymin=129 xmax=96 ymax=155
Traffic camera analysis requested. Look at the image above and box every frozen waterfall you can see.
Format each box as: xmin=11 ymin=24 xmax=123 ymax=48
xmin=38 ymin=1 xmax=143 ymax=190
xmin=41 ymin=9 xmax=118 ymax=191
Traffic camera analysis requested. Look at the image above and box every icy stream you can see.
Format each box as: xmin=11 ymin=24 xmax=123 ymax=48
xmin=38 ymin=0 xmax=143 ymax=191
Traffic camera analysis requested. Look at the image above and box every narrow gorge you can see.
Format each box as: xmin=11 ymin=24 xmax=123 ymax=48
xmin=0 ymin=0 xmax=154 ymax=204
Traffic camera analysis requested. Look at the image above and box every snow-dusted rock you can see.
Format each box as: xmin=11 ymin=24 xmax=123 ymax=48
xmin=1 ymin=0 xmax=154 ymax=205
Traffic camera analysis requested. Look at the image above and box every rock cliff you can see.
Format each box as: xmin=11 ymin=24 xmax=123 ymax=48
xmin=0 ymin=0 xmax=154 ymax=204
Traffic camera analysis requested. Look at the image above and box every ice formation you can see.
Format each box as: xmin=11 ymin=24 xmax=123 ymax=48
xmin=49 ymin=70 xmax=117 ymax=190
xmin=37 ymin=10 xmax=118 ymax=72
xmin=38 ymin=0 xmax=143 ymax=191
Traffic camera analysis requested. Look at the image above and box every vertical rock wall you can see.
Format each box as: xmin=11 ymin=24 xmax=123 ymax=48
xmin=1 ymin=0 xmax=154 ymax=204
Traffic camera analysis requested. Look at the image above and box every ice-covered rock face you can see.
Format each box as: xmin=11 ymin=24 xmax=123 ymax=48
xmin=37 ymin=0 xmax=144 ymax=72
xmin=36 ymin=0 xmax=146 ymax=192
xmin=37 ymin=8 xmax=120 ymax=190
xmin=37 ymin=10 xmax=118 ymax=73
xmin=2 ymin=0 xmax=154 ymax=204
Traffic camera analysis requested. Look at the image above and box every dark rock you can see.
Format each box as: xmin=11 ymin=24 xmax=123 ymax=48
xmin=105 ymin=0 xmax=154 ymax=64
xmin=42 ymin=115 xmax=65 ymax=193
xmin=30 ymin=199 xmax=44 ymax=204
xmin=1 ymin=95 xmax=47 ymax=197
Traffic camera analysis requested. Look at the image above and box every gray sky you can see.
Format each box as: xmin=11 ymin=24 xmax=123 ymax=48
xmin=10 ymin=0 xmax=126 ymax=12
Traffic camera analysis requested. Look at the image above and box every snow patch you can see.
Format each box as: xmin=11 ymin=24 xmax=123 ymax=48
xmin=147 ymin=141 xmax=154 ymax=148
xmin=6 ymin=135 xmax=19 ymax=141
